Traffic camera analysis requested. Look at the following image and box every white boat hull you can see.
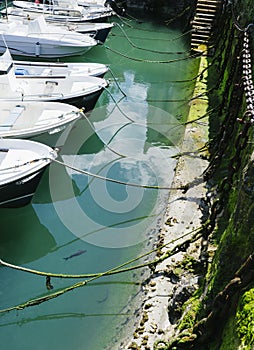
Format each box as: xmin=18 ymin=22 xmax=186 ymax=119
xmin=0 ymin=35 xmax=95 ymax=58
xmin=12 ymin=0 xmax=114 ymax=22
xmin=0 ymin=49 xmax=108 ymax=110
xmin=0 ymin=101 xmax=84 ymax=147
xmin=14 ymin=60 xmax=109 ymax=78
xmin=0 ymin=138 xmax=57 ymax=208
xmin=0 ymin=16 xmax=97 ymax=58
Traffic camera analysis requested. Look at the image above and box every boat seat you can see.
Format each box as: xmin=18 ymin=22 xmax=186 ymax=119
xmin=0 ymin=105 xmax=25 ymax=131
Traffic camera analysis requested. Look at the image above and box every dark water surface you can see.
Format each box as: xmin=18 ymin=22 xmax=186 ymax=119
xmin=0 ymin=14 xmax=198 ymax=350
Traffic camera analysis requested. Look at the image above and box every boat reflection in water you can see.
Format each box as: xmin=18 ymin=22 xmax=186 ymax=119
xmin=0 ymin=205 xmax=57 ymax=265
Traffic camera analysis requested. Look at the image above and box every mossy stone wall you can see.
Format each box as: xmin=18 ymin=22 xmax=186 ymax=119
xmin=196 ymin=0 xmax=254 ymax=348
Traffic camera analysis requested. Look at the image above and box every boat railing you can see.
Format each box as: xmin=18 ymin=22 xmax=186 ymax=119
xmin=16 ymin=75 xmax=66 ymax=79
xmin=23 ymin=92 xmax=65 ymax=98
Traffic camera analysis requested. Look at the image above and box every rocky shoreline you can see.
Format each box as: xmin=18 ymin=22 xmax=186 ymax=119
xmin=117 ymin=53 xmax=210 ymax=350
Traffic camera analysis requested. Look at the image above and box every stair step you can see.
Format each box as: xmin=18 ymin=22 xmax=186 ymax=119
xmin=196 ymin=13 xmax=216 ymax=18
xmin=191 ymin=39 xmax=208 ymax=45
xmin=192 ymin=35 xmax=210 ymax=41
xmin=192 ymin=18 xmax=213 ymax=23
xmin=192 ymin=22 xmax=212 ymax=28
xmin=193 ymin=21 xmax=213 ymax=27
xmin=197 ymin=2 xmax=219 ymax=6
xmin=192 ymin=30 xmax=210 ymax=35
xmin=193 ymin=26 xmax=211 ymax=31
xmin=198 ymin=0 xmax=220 ymax=4
xmin=191 ymin=0 xmax=221 ymax=52
xmin=196 ymin=7 xmax=217 ymax=13
xmin=196 ymin=5 xmax=217 ymax=10
xmin=194 ymin=14 xmax=215 ymax=23
xmin=192 ymin=31 xmax=210 ymax=36
xmin=194 ymin=15 xmax=214 ymax=20
xmin=196 ymin=7 xmax=217 ymax=10
xmin=192 ymin=18 xmax=214 ymax=24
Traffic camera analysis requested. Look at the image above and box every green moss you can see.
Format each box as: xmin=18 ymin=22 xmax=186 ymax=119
xmin=236 ymin=288 xmax=254 ymax=348
xmin=178 ymin=294 xmax=202 ymax=331
xmin=176 ymin=254 xmax=203 ymax=274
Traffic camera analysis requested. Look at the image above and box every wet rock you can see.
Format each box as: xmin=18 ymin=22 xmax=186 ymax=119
xmin=128 ymin=342 xmax=141 ymax=350
xmin=168 ymin=284 xmax=197 ymax=324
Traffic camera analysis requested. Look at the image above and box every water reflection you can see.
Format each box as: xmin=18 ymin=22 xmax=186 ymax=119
xmin=0 ymin=206 xmax=56 ymax=265
xmin=34 ymin=101 xmax=180 ymax=249
xmin=0 ymin=15 xmax=198 ymax=350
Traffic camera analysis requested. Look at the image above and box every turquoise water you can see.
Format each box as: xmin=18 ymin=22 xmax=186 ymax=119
xmin=0 ymin=14 xmax=198 ymax=350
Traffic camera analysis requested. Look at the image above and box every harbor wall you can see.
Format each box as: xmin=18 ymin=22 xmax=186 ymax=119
xmin=122 ymin=0 xmax=254 ymax=349
xmin=162 ymin=0 xmax=254 ymax=348
xmin=125 ymin=0 xmax=195 ymax=21
xmin=117 ymin=1 xmax=254 ymax=349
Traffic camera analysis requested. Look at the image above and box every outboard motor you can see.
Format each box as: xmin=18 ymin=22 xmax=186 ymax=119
xmin=105 ymin=0 xmax=126 ymax=16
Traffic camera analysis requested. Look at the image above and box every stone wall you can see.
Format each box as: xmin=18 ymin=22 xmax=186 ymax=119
xmin=116 ymin=1 xmax=254 ymax=348
xmin=166 ymin=0 xmax=254 ymax=348
xmin=125 ymin=0 xmax=195 ymax=21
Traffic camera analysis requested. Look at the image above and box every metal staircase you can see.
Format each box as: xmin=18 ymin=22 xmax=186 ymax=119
xmin=191 ymin=0 xmax=222 ymax=52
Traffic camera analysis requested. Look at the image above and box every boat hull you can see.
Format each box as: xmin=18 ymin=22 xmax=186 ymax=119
xmin=54 ymin=88 xmax=105 ymax=110
xmin=12 ymin=1 xmax=113 ymax=22
xmin=93 ymin=25 xmax=112 ymax=43
xmin=0 ymin=88 xmax=105 ymax=111
xmin=0 ymin=37 xmax=94 ymax=58
xmin=0 ymin=167 xmax=48 ymax=208
xmin=14 ymin=60 xmax=108 ymax=78
xmin=11 ymin=120 xmax=78 ymax=148
xmin=54 ymin=22 xmax=113 ymax=42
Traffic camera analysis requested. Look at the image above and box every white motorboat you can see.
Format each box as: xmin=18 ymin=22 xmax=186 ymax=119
xmin=12 ymin=0 xmax=114 ymax=22
xmin=0 ymin=101 xmax=84 ymax=147
xmin=14 ymin=60 xmax=109 ymax=78
xmin=78 ymin=0 xmax=126 ymax=15
xmin=77 ymin=0 xmax=107 ymax=7
xmin=0 ymin=50 xmax=108 ymax=110
xmin=43 ymin=21 xmax=114 ymax=43
xmin=0 ymin=138 xmax=57 ymax=208
xmin=0 ymin=15 xmax=97 ymax=58
xmin=2 ymin=8 xmax=114 ymax=43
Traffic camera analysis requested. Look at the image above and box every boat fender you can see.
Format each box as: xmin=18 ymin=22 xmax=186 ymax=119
xmin=105 ymin=0 xmax=125 ymax=16
xmin=35 ymin=42 xmax=41 ymax=57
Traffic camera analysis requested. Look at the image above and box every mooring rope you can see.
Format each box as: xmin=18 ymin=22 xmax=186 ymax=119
xmin=112 ymin=22 xmax=190 ymax=55
xmin=116 ymin=5 xmax=191 ymax=33
xmin=103 ymin=43 xmax=199 ymax=64
xmin=0 ymin=228 xmax=200 ymax=281
xmin=81 ymin=113 xmax=127 ymax=158
xmin=230 ymin=0 xmax=254 ymax=33
xmin=164 ymin=5 xmax=191 ymax=25
xmin=103 ymin=86 xmax=134 ymax=122
xmin=110 ymin=28 xmax=193 ymax=43
xmin=0 ymin=227 xmax=203 ymax=313
xmin=50 ymin=158 xmax=185 ymax=191
xmin=107 ymin=66 xmax=127 ymax=97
